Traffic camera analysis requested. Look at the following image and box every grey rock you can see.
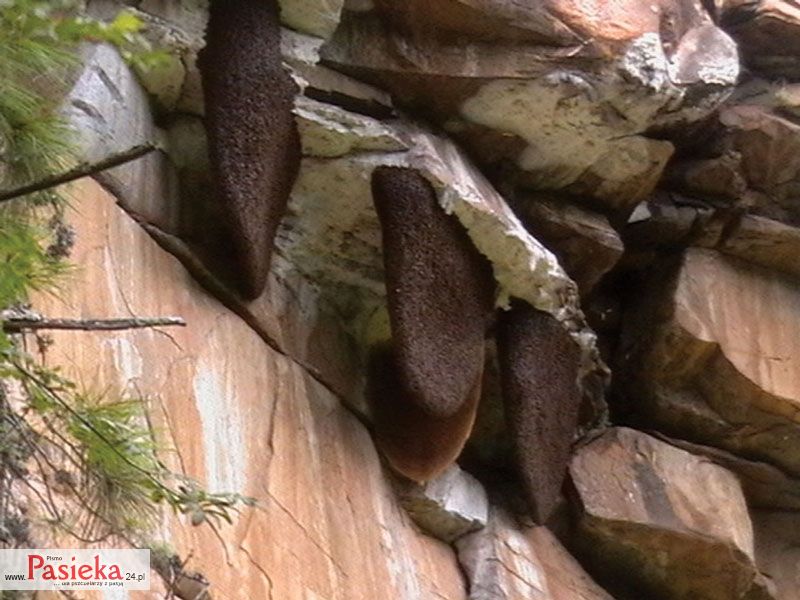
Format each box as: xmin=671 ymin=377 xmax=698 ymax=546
xmin=396 ymin=465 xmax=488 ymax=543
xmin=513 ymin=194 xmax=623 ymax=296
xmin=456 ymin=508 xmax=612 ymax=600
xmin=63 ymin=43 xmax=159 ymax=163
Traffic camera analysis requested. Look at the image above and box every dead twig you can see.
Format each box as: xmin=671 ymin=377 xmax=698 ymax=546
xmin=0 ymin=144 xmax=156 ymax=203
xmin=3 ymin=316 xmax=186 ymax=333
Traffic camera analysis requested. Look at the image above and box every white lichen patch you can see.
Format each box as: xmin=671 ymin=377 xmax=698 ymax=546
xmin=107 ymin=337 xmax=144 ymax=383
xmin=461 ymin=77 xmax=615 ymax=188
xmin=459 ymin=73 xmax=673 ymax=203
xmin=278 ymin=0 xmax=345 ymax=39
xmin=667 ymin=26 xmax=739 ymax=87
xmin=458 ymin=30 xmax=736 ymax=205
xmin=295 ymin=97 xmax=408 ymax=158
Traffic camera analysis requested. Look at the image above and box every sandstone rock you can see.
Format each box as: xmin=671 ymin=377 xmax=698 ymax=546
xmin=279 ymin=0 xmax=345 ymax=39
xmin=100 ymin=118 xmax=358 ymax=404
xmin=0 ymin=39 xmax=170 ymax=203
xmin=663 ymin=82 xmax=800 ymax=232
xmin=395 ymin=464 xmax=488 ymax=543
xmin=288 ymin=58 xmax=394 ymax=119
xmin=497 ymin=305 xmax=582 ymax=525
xmin=64 ymin=43 xmax=159 ymax=163
xmin=198 ymin=0 xmax=301 ymax=299
xmin=30 ymin=178 xmax=467 ymax=600
xmin=513 ymin=195 xmax=623 ymax=295
xmin=570 ymin=427 xmax=768 ymax=600
xmin=0 ymin=36 xmax=182 ymax=233
xmin=719 ymin=0 xmax=800 ymax=79
xmin=624 ymin=194 xmax=800 ymax=280
xmin=85 ymin=2 xmax=198 ymax=112
xmin=727 ymin=78 xmax=800 ymax=119
xmin=655 ymin=435 xmax=800 ymax=511
xmin=133 ymin=0 xmax=211 ymax=115
xmin=623 ymin=192 xmax=703 ymax=251
xmin=47 ymin=41 xmax=187 ymax=231
xmin=295 ymin=96 xmax=403 ymax=157
xmin=321 ymin=1 xmax=738 ymax=212
xmin=617 ymin=248 xmax=800 ymax=477
xmin=752 ymin=511 xmax=800 ymax=599
xmin=665 ymin=151 xmax=748 ymax=201
xmin=86 ymin=0 xmax=217 ymax=115
xmin=714 ymin=214 xmax=800 ymax=279
xmin=717 ymin=105 xmax=800 ymax=223
xmin=456 ymin=509 xmax=612 ymax=600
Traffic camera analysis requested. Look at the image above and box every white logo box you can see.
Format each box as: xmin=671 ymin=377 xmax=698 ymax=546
xmin=0 ymin=549 xmax=150 ymax=590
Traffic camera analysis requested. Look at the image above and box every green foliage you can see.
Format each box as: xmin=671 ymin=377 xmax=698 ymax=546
xmin=0 ymin=213 xmax=68 ymax=353
xmin=0 ymin=2 xmax=78 ymax=197
xmin=0 ymin=0 xmax=165 ymax=194
xmin=0 ymin=0 xmax=253 ymax=550
xmin=1 ymin=339 xmax=256 ymax=545
xmin=67 ymin=393 xmax=162 ymax=537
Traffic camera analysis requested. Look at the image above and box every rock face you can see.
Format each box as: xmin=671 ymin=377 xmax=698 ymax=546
xmin=638 ymin=81 xmax=800 ymax=279
xmin=395 ymin=464 xmax=489 ymax=543
xmin=456 ymin=509 xmax=613 ymax=600
xmin=719 ymin=0 xmax=800 ymax=79
xmin=56 ymin=40 xmax=358 ymax=401
xmin=570 ymin=428 xmax=768 ymax=600
xmin=278 ymin=0 xmax=345 ymax=39
xmin=617 ymin=248 xmax=800 ymax=477
xmin=752 ymin=510 xmax=800 ymax=599
xmin=198 ymin=0 xmax=301 ymax=299
xmin=512 ymin=195 xmax=623 ymax=296
xmin=320 ymin=0 xmax=739 ymax=213
xmin=705 ymin=103 xmax=800 ymax=224
xmin=33 ymin=179 xmax=467 ymax=600
xmin=14 ymin=0 xmax=800 ymax=597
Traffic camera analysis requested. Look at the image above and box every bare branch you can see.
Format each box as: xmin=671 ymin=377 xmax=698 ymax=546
xmin=0 ymin=144 xmax=157 ymax=203
xmin=3 ymin=316 xmax=186 ymax=333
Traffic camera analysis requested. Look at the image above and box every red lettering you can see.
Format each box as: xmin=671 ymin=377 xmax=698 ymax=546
xmin=27 ymin=555 xmax=43 ymax=579
xmin=94 ymin=555 xmax=107 ymax=579
xmin=108 ymin=565 xmax=122 ymax=580
xmin=41 ymin=565 xmax=55 ymax=580
xmin=58 ymin=565 xmax=69 ymax=580
xmin=78 ymin=565 xmax=92 ymax=579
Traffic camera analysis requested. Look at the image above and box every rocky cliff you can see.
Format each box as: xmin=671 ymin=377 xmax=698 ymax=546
xmin=6 ymin=0 xmax=800 ymax=598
